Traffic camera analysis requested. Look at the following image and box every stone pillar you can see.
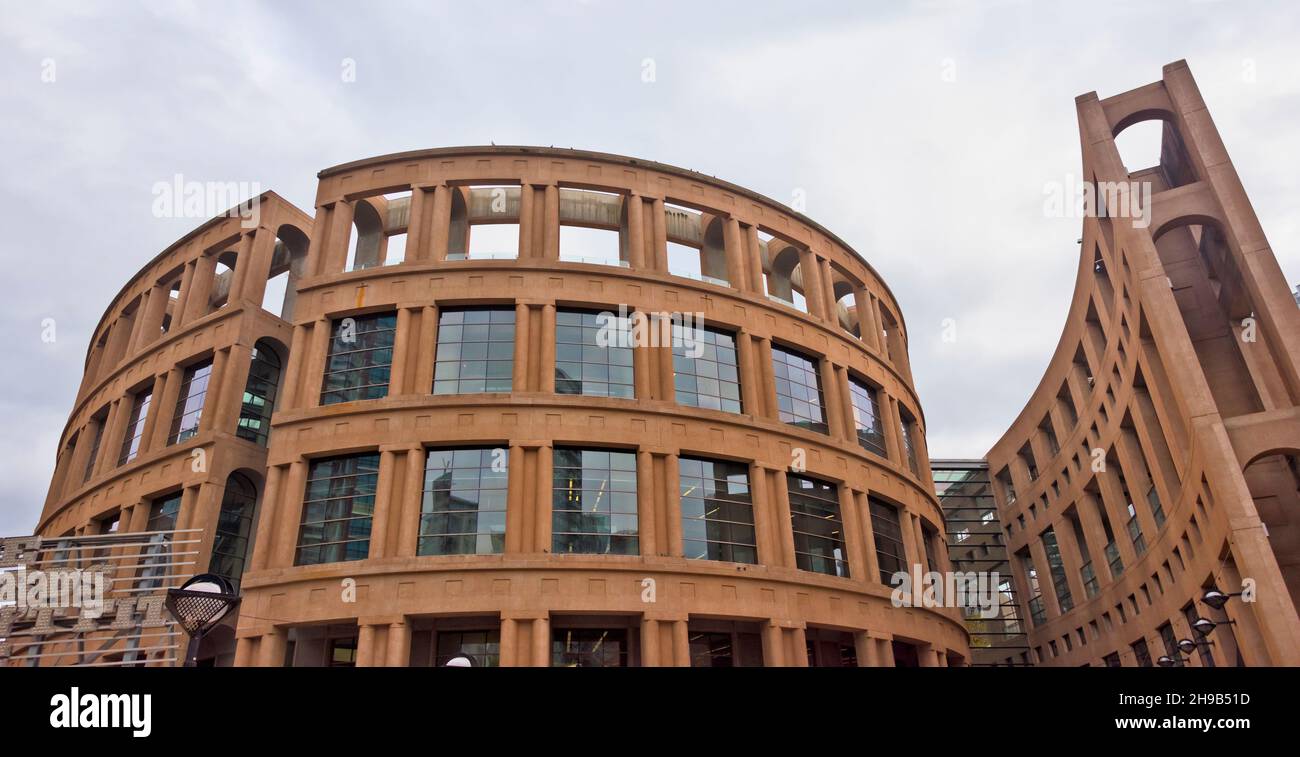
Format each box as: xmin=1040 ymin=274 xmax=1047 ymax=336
xmin=650 ymin=199 xmax=668 ymax=271
xmin=722 ymin=217 xmax=745 ymax=288
xmin=499 ymin=618 xmax=520 ymax=667
xmin=542 ymin=185 xmax=560 ymax=260
xmin=181 ymin=253 xmax=217 ymax=324
xmin=534 ymin=444 xmax=553 ymax=552
xmin=671 ymin=619 xmax=691 ymax=667
xmin=396 ymin=446 xmax=425 ymax=558
xmin=640 ymin=618 xmax=660 ymax=667
xmin=388 ymin=308 xmax=413 ymax=395
xmin=272 ymin=460 xmax=308 ymax=568
xmin=512 ymin=303 xmax=531 ymax=392
xmin=356 ymin=623 xmax=378 ymax=667
xmin=762 ymin=621 xmax=785 ymax=667
xmin=386 ymin=620 xmax=410 ymax=667
xmin=414 ymin=305 xmax=439 ymax=394
xmin=249 ymin=464 xmax=283 ymax=571
xmin=539 ymin=304 xmax=556 ymax=393
xmin=368 ymin=450 xmax=398 ymax=559
xmin=258 ymin=628 xmax=286 ymax=667
xmin=636 ymin=450 xmax=658 ymax=557
xmin=736 ymin=330 xmax=764 ymax=417
xmin=532 ymin=616 xmax=551 ymax=667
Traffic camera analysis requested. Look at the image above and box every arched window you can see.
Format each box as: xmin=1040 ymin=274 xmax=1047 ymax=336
xmin=209 ymin=471 xmax=258 ymax=592
xmin=236 ymin=339 xmax=282 ymax=446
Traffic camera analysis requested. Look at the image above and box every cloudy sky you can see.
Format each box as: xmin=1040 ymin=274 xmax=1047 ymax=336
xmin=1 ymin=0 xmax=1297 ymax=534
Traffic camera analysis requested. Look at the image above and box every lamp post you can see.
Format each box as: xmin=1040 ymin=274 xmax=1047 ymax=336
xmin=1190 ymin=616 xmax=1235 ymax=638
xmin=165 ymin=573 xmax=241 ymax=667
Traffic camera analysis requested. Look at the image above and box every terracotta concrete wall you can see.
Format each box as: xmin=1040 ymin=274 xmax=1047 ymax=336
xmin=986 ymin=61 xmax=1300 ymax=667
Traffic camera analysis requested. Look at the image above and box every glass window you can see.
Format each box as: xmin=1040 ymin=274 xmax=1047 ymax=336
xmin=1042 ymin=527 xmax=1074 ymax=612
xmin=848 ymin=376 xmax=886 ymax=457
xmin=869 ymin=497 xmax=906 ymax=584
xmin=672 ymin=325 xmax=742 ymax=413
xmin=328 ymin=637 xmax=357 ymax=667
xmin=771 ymin=345 xmax=827 ymax=434
xmin=679 ymin=457 xmax=756 ymax=564
xmin=321 ymin=312 xmax=396 ymax=405
xmin=551 ymin=628 xmax=628 ymax=667
xmin=237 ymin=339 xmax=281 ymax=446
xmin=899 ymin=406 xmax=920 ymax=475
xmin=147 ymin=492 xmax=181 ymax=532
xmin=117 ymin=388 xmax=153 ymax=465
xmin=552 ymin=448 xmax=638 ymax=555
xmin=689 ymin=631 xmax=736 ymax=668
xmin=82 ymin=414 xmax=106 ymax=483
xmin=788 ymin=474 xmax=848 ymax=577
xmin=433 ymin=308 xmax=515 ymax=394
xmin=295 ymin=453 xmax=379 ymax=565
xmin=209 ymin=472 xmax=257 ymax=592
xmin=418 ymin=448 xmax=508 ymax=556
xmin=168 ymin=359 xmax=213 ymax=444
xmin=435 ymin=629 xmax=500 ymax=667
xmin=1131 ymin=637 xmax=1153 ymax=668
xmin=555 ymin=309 xmax=633 ymax=398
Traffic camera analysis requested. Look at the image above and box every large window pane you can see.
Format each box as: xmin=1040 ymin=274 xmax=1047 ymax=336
xmin=209 ymin=472 xmax=257 ymax=592
xmin=433 ymin=308 xmax=515 ymax=394
xmin=237 ymin=339 xmax=281 ymax=446
xmin=555 ymin=309 xmax=634 ymax=398
xmin=848 ymin=376 xmax=886 ymax=457
xmin=168 ymin=359 xmax=213 ymax=444
xmin=870 ymin=497 xmax=906 ymax=584
xmin=295 ymin=453 xmax=379 ymax=565
xmin=321 ymin=313 xmax=396 ymax=405
xmin=771 ymin=345 xmax=827 ymax=434
xmin=436 ymin=629 xmax=500 ymax=667
xmin=552 ymin=628 xmax=628 ymax=667
xmin=418 ymin=448 xmax=508 ymax=556
xmin=552 ymin=448 xmax=638 ymax=555
xmin=679 ymin=457 xmax=756 ymax=564
xmin=673 ymin=325 xmax=742 ymax=413
xmin=788 ymin=474 xmax=848 ymax=577
xmin=117 ymin=388 xmax=153 ymax=465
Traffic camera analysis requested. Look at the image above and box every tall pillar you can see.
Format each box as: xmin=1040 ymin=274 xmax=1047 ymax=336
xmin=499 ymin=618 xmax=520 ymax=667
xmin=386 ymin=620 xmax=410 ymax=667
xmin=640 ymin=618 xmax=660 ymax=667
xmin=636 ymin=450 xmax=658 ymax=556
xmin=368 ymin=450 xmax=398 ymax=559
xmin=397 ymin=446 xmax=425 ymax=558
xmin=762 ymin=622 xmax=785 ymax=667
xmin=534 ymin=445 xmax=553 ymax=552
xmin=356 ymin=623 xmax=378 ymax=667
xmin=258 ymin=628 xmax=286 ymax=667
xmin=388 ymin=308 xmax=413 ymax=395
xmin=532 ymin=616 xmax=551 ymax=667
xmin=542 ymin=185 xmax=560 ymax=260
xmin=671 ymin=619 xmax=690 ymax=667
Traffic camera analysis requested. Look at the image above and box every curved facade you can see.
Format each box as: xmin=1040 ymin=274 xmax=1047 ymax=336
xmin=986 ymin=61 xmax=1300 ymax=667
xmin=39 ymin=147 xmax=966 ymax=667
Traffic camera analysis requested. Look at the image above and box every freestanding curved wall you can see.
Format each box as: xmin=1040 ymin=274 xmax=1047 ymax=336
xmin=223 ymin=146 xmax=967 ymax=667
xmin=986 ymin=61 xmax=1300 ymax=667
xmin=33 ymin=192 xmax=314 ymax=665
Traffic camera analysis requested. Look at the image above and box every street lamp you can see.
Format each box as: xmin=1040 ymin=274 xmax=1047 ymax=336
xmin=1156 ymin=654 xmax=1189 ymax=667
xmin=445 ymin=656 xmax=472 ymax=667
xmin=1190 ymin=616 xmax=1235 ymax=637
xmin=1200 ymin=589 xmax=1243 ymax=610
xmin=165 ymin=573 xmax=240 ymax=667
xmin=1177 ymin=638 xmax=1197 ymax=655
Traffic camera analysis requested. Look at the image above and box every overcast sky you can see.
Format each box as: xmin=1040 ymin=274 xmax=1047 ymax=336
xmin=1 ymin=0 xmax=1297 ymax=535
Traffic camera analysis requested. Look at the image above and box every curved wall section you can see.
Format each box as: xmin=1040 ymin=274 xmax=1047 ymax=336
xmin=232 ymin=146 xmax=966 ymax=667
xmin=986 ymin=61 xmax=1300 ymax=667
xmin=34 ymin=192 xmax=313 ymax=665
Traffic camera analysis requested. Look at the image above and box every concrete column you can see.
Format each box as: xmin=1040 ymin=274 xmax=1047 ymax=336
xmin=640 ymin=618 xmax=660 ymax=667
xmin=854 ymin=631 xmax=878 ymax=667
xmin=757 ymin=338 xmax=778 ymax=421
xmin=302 ymin=318 xmax=332 ymax=409
xmin=671 ymin=619 xmax=690 ymax=667
xmin=762 ymin=622 xmax=785 ymax=667
xmin=258 ymin=629 xmax=287 ymax=667
xmin=368 ymin=450 xmax=398 ymax=559
xmin=414 ymin=305 xmax=439 ymax=394
xmin=542 ymin=185 xmax=560 ymax=260
xmin=146 ymin=369 xmax=180 ymax=451
xmin=532 ymin=616 xmax=551 ymax=667
xmin=172 ymin=260 xmax=198 ymax=329
xmin=744 ymin=224 xmax=764 ymax=293
xmin=318 ymin=200 xmax=356 ymax=275
xmin=818 ymin=256 xmax=838 ymax=324
xmin=428 ymin=185 xmax=452 ymax=261
xmin=403 ymin=186 xmax=432 ymax=263
xmin=397 ymin=447 xmax=425 ymax=557
xmin=877 ymin=637 xmax=896 ymax=666
xmin=790 ymin=626 xmax=809 ymax=667
xmin=662 ymin=452 xmax=682 ymax=557
xmin=499 ymin=618 xmax=520 ymax=667
xmin=736 ymin=330 xmax=763 ymax=417
xmin=626 ymin=194 xmax=646 ymax=269
xmin=796 ymin=249 xmax=824 ymax=320
xmin=655 ymin=315 xmax=674 ymax=401
xmin=234 ymin=636 xmax=255 ymax=667
xmin=650 ymin=199 xmax=668 ymax=271
xmin=356 ymin=624 xmax=378 ymax=667
xmin=386 ymin=620 xmax=410 ymax=667
xmin=504 ymin=444 xmax=526 ymax=554
xmin=181 ymin=253 xmax=217 ymax=324
xmin=249 ymin=464 xmax=283 ymax=571
xmin=857 ymin=491 xmax=881 ymax=583
xmin=722 ymin=216 xmax=745 ymax=289
xmin=839 ymin=484 xmax=867 ymax=581
xmin=819 ymin=357 xmax=844 ymax=438
xmin=278 ymin=323 xmax=309 ymax=411
xmin=749 ymin=462 xmax=773 ymax=567
xmin=771 ymin=470 xmax=796 ymax=569
xmin=388 ymin=308 xmax=413 ymax=395
xmin=636 ymin=450 xmax=658 ymax=557
xmin=534 ymin=445 xmax=553 ymax=552
xmin=272 ymin=460 xmax=308 ymax=568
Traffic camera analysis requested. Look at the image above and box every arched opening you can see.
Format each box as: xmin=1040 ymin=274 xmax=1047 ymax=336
xmin=1242 ymin=449 xmax=1300 ymax=612
xmin=1112 ymin=114 xmax=1196 ymax=191
xmin=464 ymin=185 xmax=520 ymax=260
xmin=209 ymin=250 xmax=239 ymax=311
xmin=344 ymin=198 xmax=384 ymax=271
xmin=830 ymin=274 xmax=861 ymax=338
xmin=447 ymin=188 xmax=469 ymax=259
xmin=236 ymin=337 xmax=284 ymax=446
xmin=264 ymin=224 xmax=310 ymax=320
xmin=559 ymin=188 xmax=625 ymax=267
xmin=764 ymin=238 xmax=808 ymax=313
xmin=1153 ymin=217 xmax=1281 ymax=415
xmin=209 ymin=470 xmax=261 ymax=593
